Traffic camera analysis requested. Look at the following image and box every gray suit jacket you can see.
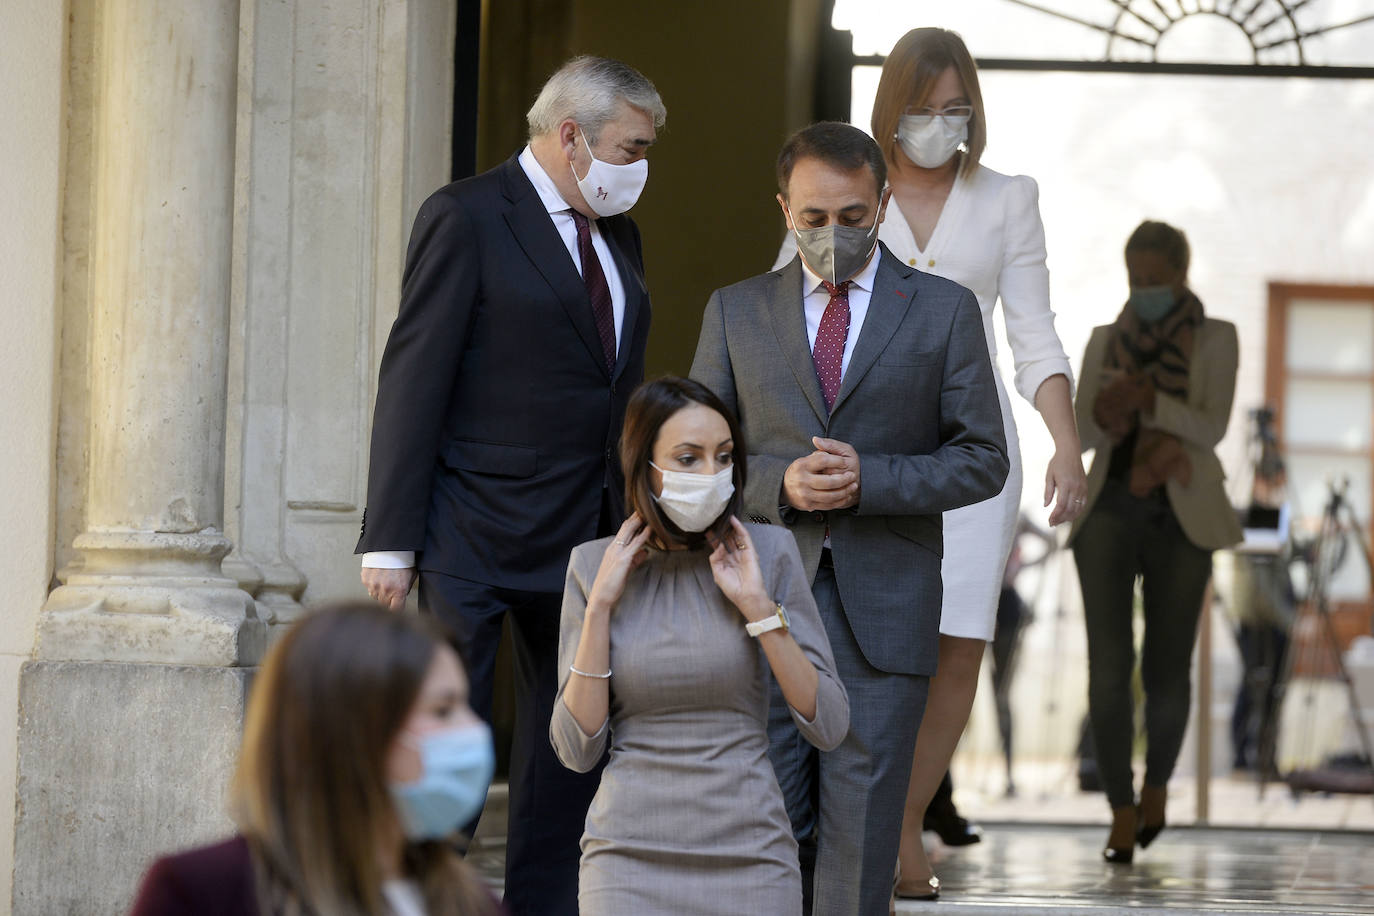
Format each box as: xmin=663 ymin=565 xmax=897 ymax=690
xmin=690 ymin=246 xmax=1008 ymax=676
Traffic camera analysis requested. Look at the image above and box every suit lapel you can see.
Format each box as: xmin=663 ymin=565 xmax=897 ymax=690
xmin=765 ymin=259 xmax=829 ymax=426
xmin=499 ymin=157 xmax=611 ymax=379
xmin=829 ymin=250 xmax=916 ymax=416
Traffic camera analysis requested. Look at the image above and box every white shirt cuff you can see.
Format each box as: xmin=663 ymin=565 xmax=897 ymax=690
xmin=362 ymin=551 xmax=416 ymax=569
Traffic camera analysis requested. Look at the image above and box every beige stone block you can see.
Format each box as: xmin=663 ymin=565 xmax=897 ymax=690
xmin=12 ymin=662 xmax=251 ymax=916
xmin=0 ymin=653 xmax=27 ymax=916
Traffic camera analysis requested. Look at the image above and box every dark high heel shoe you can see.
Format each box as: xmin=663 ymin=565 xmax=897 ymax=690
xmin=1137 ymin=817 xmax=1165 ymax=849
xmin=894 ymin=875 xmax=941 ymax=900
xmin=1137 ymin=785 xmax=1167 ymax=849
xmin=1102 ymin=845 xmax=1134 ymax=865
xmin=1103 ymin=805 xmax=1136 ymax=865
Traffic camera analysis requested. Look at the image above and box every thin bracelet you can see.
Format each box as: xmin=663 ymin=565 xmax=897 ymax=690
xmin=570 ymin=664 xmax=612 ymax=679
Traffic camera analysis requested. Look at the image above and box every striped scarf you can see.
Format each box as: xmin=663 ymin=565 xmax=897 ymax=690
xmin=1104 ymin=289 xmax=1204 ymax=496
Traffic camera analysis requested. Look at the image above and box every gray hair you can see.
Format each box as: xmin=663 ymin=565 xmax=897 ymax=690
xmin=526 ymin=56 xmax=666 ymax=144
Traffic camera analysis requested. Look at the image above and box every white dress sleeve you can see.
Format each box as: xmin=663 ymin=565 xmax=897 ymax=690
xmin=998 ymin=175 xmax=1073 ymax=405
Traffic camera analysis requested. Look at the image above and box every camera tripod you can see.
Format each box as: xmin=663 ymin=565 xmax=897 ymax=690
xmin=1263 ymin=478 xmax=1374 ymax=796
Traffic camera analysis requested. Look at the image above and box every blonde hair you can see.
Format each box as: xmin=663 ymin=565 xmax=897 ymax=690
xmin=231 ymin=602 xmax=498 ymax=916
xmin=871 ymin=28 xmax=986 ymax=178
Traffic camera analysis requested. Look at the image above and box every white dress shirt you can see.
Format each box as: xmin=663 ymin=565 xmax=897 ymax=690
xmin=796 ymin=243 xmax=880 ymax=549
xmin=516 ymin=145 xmax=627 ymax=349
xmin=798 ymin=240 xmax=881 ymax=379
xmin=363 ymin=147 xmax=628 ymax=571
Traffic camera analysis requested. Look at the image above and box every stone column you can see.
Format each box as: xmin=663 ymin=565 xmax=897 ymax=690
xmin=14 ymin=3 xmax=260 ymax=910
xmin=37 ymin=0 xmax=264 ymax=668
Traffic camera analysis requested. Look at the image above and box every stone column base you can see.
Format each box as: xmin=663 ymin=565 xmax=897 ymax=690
xmin=40 ymin=530 xmax=266 ymax=666
xmin=11 ymin=661 xmax=253 ymax=916
xmin=38 ymin=584 xmax=265 ymax=666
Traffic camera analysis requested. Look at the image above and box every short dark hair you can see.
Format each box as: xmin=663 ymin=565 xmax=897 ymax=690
xmin=1125 ymin=220 xmax=1191 ymax=277
xmin=777 ymin=121 xmax=887 ymax=200
xmin=620 ymin=376 xmax=746 ymax=549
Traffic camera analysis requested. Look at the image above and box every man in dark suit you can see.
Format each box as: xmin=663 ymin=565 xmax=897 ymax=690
xmin=690 ymin=122 xmax=1007 ymax=915
xmin=357 ymin=56 xmax=664 ymax=916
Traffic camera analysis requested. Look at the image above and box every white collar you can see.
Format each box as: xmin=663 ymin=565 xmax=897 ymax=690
xmin=798 ymin=238 xmax=882 ymax=296
xmin=518 ymin=145 xmax=575 ymax=216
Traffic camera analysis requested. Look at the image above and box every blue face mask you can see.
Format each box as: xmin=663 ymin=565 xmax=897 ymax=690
xmin=390 ymin=722 xmax=494 ymax=840
xmin=1128 ymin=285 xmax=1176 ymax=323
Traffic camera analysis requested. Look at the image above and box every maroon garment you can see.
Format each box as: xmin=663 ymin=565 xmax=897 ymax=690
xmin=130 ymin=835 xmax=259 ymax=916
xmin=130 ymin=833 xmax=508 ymax=916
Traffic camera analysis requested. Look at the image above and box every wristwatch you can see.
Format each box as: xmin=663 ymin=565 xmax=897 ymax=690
xmin=746 ymin=603 xmax=790 ymax=638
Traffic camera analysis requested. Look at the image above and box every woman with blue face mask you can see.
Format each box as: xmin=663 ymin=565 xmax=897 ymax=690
xmin=550 ymin=376 xmax=849 ymax=916
xmin=1068 ymin=220 xmax=1242 ymax=864
xmin=130 ymin=602 xmax=503 ymax=916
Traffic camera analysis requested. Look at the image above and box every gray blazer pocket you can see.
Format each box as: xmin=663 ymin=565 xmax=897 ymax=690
xmin=885 ymin=515 xmax=943 ymax=557
xmin=878 ymin=348 xmax=943 ymax=368
xmin=442 ymin=439 xmax=538 ymax=478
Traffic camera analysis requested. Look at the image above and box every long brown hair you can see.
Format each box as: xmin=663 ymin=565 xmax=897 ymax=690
xmin=231 ymin=601 xmax=498 ymax=916
xmin=871 ymin=27 xmax=986 ymax=178
xmin=621 ymin=376 xmax=746 ymax=549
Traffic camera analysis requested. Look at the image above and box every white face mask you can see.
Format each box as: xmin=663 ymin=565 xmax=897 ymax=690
xmin=649 ymin=462 xmax=734 ymax=533
xmin=895 ymin=112 xmax=969 ymax=169
xmin=572 ymin=128 xmax=649 ymax=217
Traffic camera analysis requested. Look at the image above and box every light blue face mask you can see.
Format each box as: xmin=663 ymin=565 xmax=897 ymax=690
xmin=390 ymin=722 xmax=495 ymax=840
xmin=1128 ymin=285 xmax=1176 ymax=323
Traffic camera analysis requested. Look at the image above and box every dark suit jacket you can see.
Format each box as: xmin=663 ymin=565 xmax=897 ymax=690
xmin=130 ymin=836 xmax=258 ymax=916
xmin=356 ymin=154 xmax=651 ymax=593
xmin=690 ymin=246 xmax=1008 ymax=675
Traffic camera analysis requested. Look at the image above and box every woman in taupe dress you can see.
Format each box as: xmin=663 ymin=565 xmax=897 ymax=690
xmin=550 ymin=377 xmax=849 ymax=915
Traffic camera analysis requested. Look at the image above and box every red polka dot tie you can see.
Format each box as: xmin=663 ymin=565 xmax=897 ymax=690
xmin=813 ymin=280 xmax=851 ymax=412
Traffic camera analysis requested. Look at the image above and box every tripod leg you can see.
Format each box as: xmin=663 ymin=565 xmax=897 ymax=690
xmin=1334 ymin=503 xmax=1374 ymax=784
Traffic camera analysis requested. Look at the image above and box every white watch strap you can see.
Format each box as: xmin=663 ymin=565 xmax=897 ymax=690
xmin=746 ymin=605 xmax=787 ymax=638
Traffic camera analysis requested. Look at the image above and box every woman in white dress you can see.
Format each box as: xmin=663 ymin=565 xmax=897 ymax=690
xmin=774 ymin=28 xmax=1088 ymax=897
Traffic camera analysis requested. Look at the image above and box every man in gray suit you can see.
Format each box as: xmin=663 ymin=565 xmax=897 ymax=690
xmin=690 ymin=122 xmax=1008 ymax=915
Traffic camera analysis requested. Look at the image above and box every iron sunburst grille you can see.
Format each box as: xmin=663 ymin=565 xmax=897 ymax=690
xmin=1001 ymin=0 xmax=1374 ymax=65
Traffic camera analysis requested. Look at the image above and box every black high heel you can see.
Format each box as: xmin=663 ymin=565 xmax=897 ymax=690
xmin=894 ymin=875 xmax=941 ymax=900
xmin=1137 ymin=818 xmax=1165 ymax=849
xmin=1137 ymin=790 xmax=1167 ymax=849
xmin=1102 ymin=845 xmax=1134 ymax=865
xmin=1103 ymin=805 xmax=1136 ymax=865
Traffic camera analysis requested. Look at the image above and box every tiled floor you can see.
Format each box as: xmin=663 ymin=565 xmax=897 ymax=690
xmin=469 ymin=781 xmax=1374 ymax=913
xmin=894 ymin=823 xmax=1374 ymax=914
xmin=950 ymin=765 xmax=1374 ymax=832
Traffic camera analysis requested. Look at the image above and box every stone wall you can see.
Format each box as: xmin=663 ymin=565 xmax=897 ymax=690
xmin=0 ymin=4 xmax=66 ymax=909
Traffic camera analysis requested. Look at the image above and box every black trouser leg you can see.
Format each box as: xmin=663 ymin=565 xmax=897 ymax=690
xmin=420 ymin=572 xmax=602 ymax=916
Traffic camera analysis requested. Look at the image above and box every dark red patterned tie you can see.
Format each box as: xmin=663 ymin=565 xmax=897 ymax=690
xmin=813 ymin=280 xmax=851 ymax=411
xmin=569 ymin=209 xmax=617 ymax=373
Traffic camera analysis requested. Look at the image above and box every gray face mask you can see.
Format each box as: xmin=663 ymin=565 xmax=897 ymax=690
xmin=788 ymin=207 xmax=881 ymax=286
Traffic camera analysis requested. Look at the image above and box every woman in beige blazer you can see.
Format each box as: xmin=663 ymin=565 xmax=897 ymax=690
xmin=1068 ymin=220 xmax=1242 ymax=865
